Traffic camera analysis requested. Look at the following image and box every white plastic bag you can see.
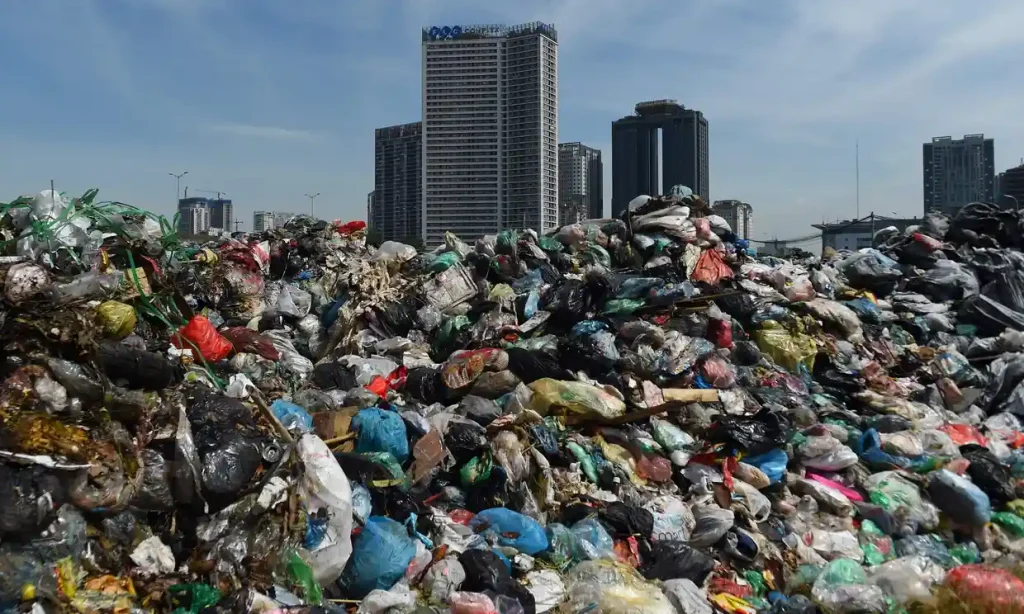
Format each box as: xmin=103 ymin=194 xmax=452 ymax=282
xmin=298 ymin=434 xmax=354 ymax=584
xmin=372 ymin=241 xmax=417 ymax=263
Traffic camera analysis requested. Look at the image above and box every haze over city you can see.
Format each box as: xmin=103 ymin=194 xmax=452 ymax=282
xmin=2 ymin=0 xmax=1024 ymax=244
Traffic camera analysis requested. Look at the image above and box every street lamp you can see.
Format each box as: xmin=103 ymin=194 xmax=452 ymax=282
xmin=305 ymin=192 xmax=321 ymax=217
xmin=1005 ymin=194 xmax=1020 ymax=212
xmin=169 ymin=171 xmax=188 ymax=203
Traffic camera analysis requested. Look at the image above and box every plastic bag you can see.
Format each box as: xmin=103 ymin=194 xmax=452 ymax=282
xmin=96 ymin=301 xmax=137 ymax=338
xmin=941 ymin=565 xmax=1024 ymax=613
xmin=297 ymin=434 xmax=354 ymax=584
xmin=569 ymin=517 xmax=616 ymax=561
xmin=353 ymin=408 xmax=410 ymax=464
xmin=688 ymin=506 xmax=734 ymax=549
xmin=340 ymin=516 xmax=417 ymax=598
xmin=754 ymin=321 xmax=817 ymax=373
xmin=219 ymin=327 xmax=281 ymax=360
xmin=528 ymin=378 xmax=626 ymax=420
xmin=563 ymin=560 xmax=676 ymax=614
xmin=810 ymin=558 xmax=887 ymax=614
xmin=927 ymin=469 xmax=991 ymax=527
xmin=172 ymin=316 xmax=234 ymax=362
xmin=275 ymin=284 xmax=312 ymax=318
xmin=470 ymin=508 xmax=549 ymax=556
xmin=691 ymin=248 xmax=734 ymax=285
xmin=423 ymin=557 xmax=467 ymax=603
xmin=373 ymin=241 xmax=417 ymax=263
xmin=271 ymin=400 xmax=313 ymax=433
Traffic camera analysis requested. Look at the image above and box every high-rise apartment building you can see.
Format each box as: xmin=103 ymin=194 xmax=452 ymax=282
xmin=273 ymin=212 xmax=296 ymax=228
xmin=558 ymin=142 xmax=603 ymax=223
xmin=373 ymin=122 xmax=423 ymax=242
xmin=179 ymin=197 xmax=233 ymax=232
xmin=712 ymin=200 xmax=754 ymax=240
xmin=923 ymin=134 xmax=994 ymax=215
xmin=253 ymin=211 xmax=274 ymax=232
xmin=611 ymin=100 xmax=708 ymax=217
xmin=421 ymin=23 xmax=558 ymax=246
xmin=998 ymin=164 xmax=1024 ymax=210
xmin=178 ymin=204 xmax=210 ymax=235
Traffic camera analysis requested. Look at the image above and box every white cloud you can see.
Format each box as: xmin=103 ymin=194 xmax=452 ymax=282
xmin=207 ymin=123 xmax=324 ymax=143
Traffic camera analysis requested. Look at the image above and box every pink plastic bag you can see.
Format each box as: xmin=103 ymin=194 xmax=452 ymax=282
xmin=806 ymin=472 xmax=864 ymax=502
xmin=450 ymin=592 xmax=497 ymax=614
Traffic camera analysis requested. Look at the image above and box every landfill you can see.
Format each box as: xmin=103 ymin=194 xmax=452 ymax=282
xmin=5 ymin=187 xmax=1024 ymax=613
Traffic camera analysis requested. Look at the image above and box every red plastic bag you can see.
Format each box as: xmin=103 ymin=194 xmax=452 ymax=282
xmin=940 ymin=423 xmax=989 ymax=447
xmin=336 ymin=220 xmax=367 ymax=235
xmin=691 ymin=249 xmax=734 ymax=285
xmin=219 ymin=327 xmax=280 ymax=360
xmin=913 ymin=232 xmax=943 ymax=252
xmin=942 ymin=565 xmax=1024 ymax=613
xmin=708 ymin=318 xmax=734 ymax=349
xmin=366 ymin=366 xmax=409 ymax=397
xmin=172 ymin=316 xmax=233 ymax=362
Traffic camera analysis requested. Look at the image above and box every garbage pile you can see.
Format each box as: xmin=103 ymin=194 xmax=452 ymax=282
xmin=6 ymin=187 xmax=1024 ymax=613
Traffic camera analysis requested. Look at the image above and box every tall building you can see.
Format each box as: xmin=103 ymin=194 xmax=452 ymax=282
xmin=373 ymin=122 xmax=423 ymax=242
xmin=178 ymin=204 xmax=210 ymax=235
xmin=179 ymin=197 xmax=233 ymax=231
xmin=253 ymin=211 xmax=274 ymax=232
xmin=712 ymin=200 xmax=753 ymax=239
xmin=922 ymin=134 xmax=994 ymax=215
xmin=367 ymin=191 xmax=375 ymax=222
xmin=612 ymin=100 xmax=709 ymax=216
xmin=273 ymin=211 xmax=296 ymax=228
xmin=421 ymin=23 xmax=558 ymax=246
xmin=558 ymin=142 xmax=603 ymax=223
xmin=998 ymin=164 xmax=1024 ymax=210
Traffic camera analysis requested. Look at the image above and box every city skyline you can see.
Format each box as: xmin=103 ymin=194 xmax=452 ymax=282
xmin=3 ymin=1 xmax=1024 ymax=244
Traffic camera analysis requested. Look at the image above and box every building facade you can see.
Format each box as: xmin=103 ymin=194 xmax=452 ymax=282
xmin=178 ymin=204 xmax=210 ymax=235
xmin=373 ymin=122 xmax=423 ymax=243
xmin=923 ymin=134 xmax=995 ymax=215
xmin=998 ymin=164 xmax=1024 ymax=210
xmin=179 ymin=197 xmax=233 ymax=232
xmin=612 ymin=100 xmax=709 ymax=216
xmin=812 ymin=216 xmax=922 ymax=252
xmin=253 ymin=211 xmax=274 ymax=232
xmin=558 ymin=142 xmax=603 ymax=223
xmin=421 ymin=23 xmax=558 ymax=246
xmin=712 ymin=200 xmax=753 ymax=240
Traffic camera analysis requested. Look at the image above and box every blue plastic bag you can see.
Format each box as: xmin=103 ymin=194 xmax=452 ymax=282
xmin=352 ymin=408 xmax=410 ymax=464
xmin=570 ymin=517 xmax=615 ymax=561
xmin=843 ymin=298 xmax=881 ymax=323
xmin=854 ymin=429 xmax=912 ymax=470
xmin=271 ymin=400 xmax=313 ymax=433
xmin=928 ymin=469 xmax=991 ymax=527
xmin=615 ymin=277 xmax=664 ymax=299
xmin=340 ymin=516 xmax=417 ymax=598
xmin=470 ymin=508 xmax=549 ymax=555
xmin=743 ymin=448 xmax=789 ymax=484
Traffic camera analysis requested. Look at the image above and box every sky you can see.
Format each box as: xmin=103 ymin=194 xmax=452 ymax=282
xmin=2 ymin=0 xmax=1024 ymax=244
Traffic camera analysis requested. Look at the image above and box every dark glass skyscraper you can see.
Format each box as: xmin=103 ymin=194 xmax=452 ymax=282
xmin=611 ymin=100 xmax=708 ymax=216
xmin=373 ymin=122 xmax=422 ymax=243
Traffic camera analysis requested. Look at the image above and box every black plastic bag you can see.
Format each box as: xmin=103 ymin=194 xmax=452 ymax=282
xmin=187 ymin=393 xmax=265 ymax=502
xmin=0 ymin=464 xmax=66 ymax=538
xmin=133 ymin=448 xmax=174 ymax=510
xmin=640 ymin=540 xmax=715 ymax=583
xmin=732 ymin=341 xmax=761 ymax=366
xmin=960 ymin=294 xmax=1024 ymax=334
xmin=982 ymin=269 xmax=1024 ymax=313
xmin=770 ymin=595 xmax=818 ymax=614
xmin=546 ymin=279 xmax=591 ymax=328
xmin=459 ymin=549 xmax=536 ymax=614
xmin=842 ymin=254 xmax=902 ymax=296
xmin=528 ymin=424 xmax=559 ymax=457
xmin=97 ymin=341 xmax=180 ymax=390
xmin=960 ymin=444 xmax=1015 ymax=503
xmin=505 ymin=348 xmax=572 ymax=384
xmin=601 ymin=502 xmax=654 ymax=539
xmin=906 ymin=260 xmax=979 ymax=302
xmin=444 ymin=420 xmax=488 ymax=463
xmin=406 ymin=367 xmax=449 ymax=405
xmin=708 ymin=407 xmax=792 ymax=456
xmin=312 ymin=362 xmax=358 ymax=391
xmin=459 ymin=395 xmax=504 ymax=426
xmin=376 ymin=301 xmax=417 ymax=337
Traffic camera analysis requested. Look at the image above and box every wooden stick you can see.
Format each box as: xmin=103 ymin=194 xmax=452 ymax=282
xmin=250 ymin=391 xmax=296 ymax=444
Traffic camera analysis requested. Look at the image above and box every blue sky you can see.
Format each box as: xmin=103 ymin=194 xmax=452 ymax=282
xmin=2 ymin=0 xmax=1024 ymax=243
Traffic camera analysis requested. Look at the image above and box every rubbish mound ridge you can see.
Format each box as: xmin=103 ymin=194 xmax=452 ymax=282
xmin=3 ymin=186 xmax=1024 ymax=613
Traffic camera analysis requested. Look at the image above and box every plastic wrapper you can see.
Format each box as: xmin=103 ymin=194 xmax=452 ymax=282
xmin=563 ymin=559 xmax=676 ymax=614
xmin=528 ymin=378 xmax=626 ymax=419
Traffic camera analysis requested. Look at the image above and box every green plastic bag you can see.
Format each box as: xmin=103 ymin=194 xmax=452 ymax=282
xmin=602 ymin=298 xmax=645 ymax=315
xmin=429 ymin=251 xmax=462 ymax=273
xmin=363 ymin=451 xmax=411 ymax=491
xmin=169 ymin=583 xmax=221 ymax=614
xmin=992 ymin=511 xmax=1024 ymax=536
xmin=566 ymin=441 xmax=598 ymax=483
xmin=460 ymin=453 xmax=493 ymax=487
xmin=754 ymin=320 xmax=817 ymax=373
xmin=286 ymin=551 xmax=323 ymax=605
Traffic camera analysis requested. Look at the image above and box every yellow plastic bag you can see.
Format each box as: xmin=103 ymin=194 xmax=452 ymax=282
xmin=96 ymin=301 xmax=137 ymax=338
xmin=753 ymin=320 xmax=817 ymax=373
xmin=562 ymin=560 xmax=675 ymax=614
xmin=529 ymin=379 xmax=626 ymax=420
